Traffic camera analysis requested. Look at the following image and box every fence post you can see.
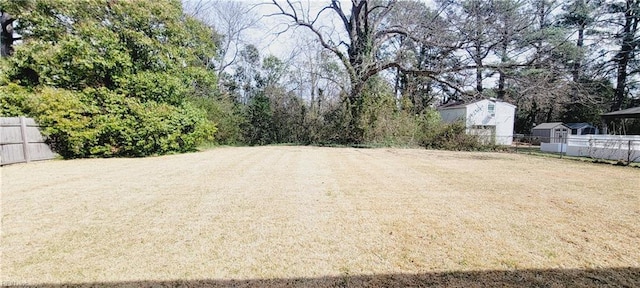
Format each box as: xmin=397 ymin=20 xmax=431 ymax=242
xmin=20 ymin=116 xmax=31 ymax=163
xmin=629 ymin=140 xmax=632 ymax=165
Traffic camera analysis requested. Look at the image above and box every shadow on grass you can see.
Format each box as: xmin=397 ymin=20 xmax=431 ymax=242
xmin=3 ymin=267 xmax=639 ymax=287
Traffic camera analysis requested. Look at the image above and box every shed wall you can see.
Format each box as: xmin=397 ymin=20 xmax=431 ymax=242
xmin=494 ymin=102 xmax=515 ymax=145
xmin=439 ymin=108 xmax=466 ymax=123
xmin=465 ymin=100 xmax=495 ymax=126
xmin=439 ymin=100 xmax=516 ymax=145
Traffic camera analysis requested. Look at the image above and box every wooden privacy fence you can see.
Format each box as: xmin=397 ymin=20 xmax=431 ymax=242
xmin=0 ymin=117 xmax=56 ymax=165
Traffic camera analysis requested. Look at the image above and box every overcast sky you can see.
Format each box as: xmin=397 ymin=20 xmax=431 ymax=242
xmin=183 ymin=0 xmax=435 ymax=63
xmin=255 ymin=0 xmax=436 ymax=57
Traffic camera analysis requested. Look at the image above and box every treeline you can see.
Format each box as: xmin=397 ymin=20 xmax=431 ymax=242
xmin=198 ymin=43 xmax=479 ymax=148
xmin=0 ymin=0 xmax=478 ymax=158
xmin=263 ymin=0 xmax=640 ymax=138
xmin=191 ymin=0 xmax=640 ymax=145
xmin=2 ymin=0 xmax=640 ymax=159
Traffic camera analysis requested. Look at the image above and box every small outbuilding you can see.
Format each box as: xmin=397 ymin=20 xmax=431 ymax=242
xmin=601 ymin=106 xmax=640 ymax=135
xmin=565 ymin=122 xmax=599 ymax=135
xmin=532 ymin=122 xmax=570 ymax=143
xmin=438 ymin=98 xmax=516 ymax=145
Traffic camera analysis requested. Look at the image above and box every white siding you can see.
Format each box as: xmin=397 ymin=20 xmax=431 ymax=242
xmin=494 ymin=102 xmax=515 ymax=145
xmin=438 ymin=99 xmax=516 ymax=146
xmin=465 ymin=100 xmax=495 ymax=126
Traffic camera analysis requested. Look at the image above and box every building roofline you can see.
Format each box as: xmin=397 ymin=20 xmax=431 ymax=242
xmin=532 ymin=122 xmax=569 ymax=130
xmin=437 ymin=98 xmax=516 ymax=110
xmin=601 ymin=106 xmax=640 ymax=119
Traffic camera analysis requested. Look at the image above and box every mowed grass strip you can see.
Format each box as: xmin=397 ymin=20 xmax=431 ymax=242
xmin=1 ymin=146 xmax=638 ymax=286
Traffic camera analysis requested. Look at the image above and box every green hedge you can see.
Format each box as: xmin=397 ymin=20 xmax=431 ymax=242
xmin=1 ymin=86 xmax=215 ymax=158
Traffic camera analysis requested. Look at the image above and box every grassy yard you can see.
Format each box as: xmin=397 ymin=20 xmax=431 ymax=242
xmin=1 ymin=146 xmax=638 ymax=287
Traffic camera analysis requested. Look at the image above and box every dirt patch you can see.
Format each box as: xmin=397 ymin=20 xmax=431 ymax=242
xmin=1 ymin=146 xmax=638 ymax=286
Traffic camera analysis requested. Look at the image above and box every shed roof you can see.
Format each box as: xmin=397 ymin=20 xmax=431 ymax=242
xmin=438 ymin=101 xmax=467 ymax=110
xmin=565 ymin=122 xmax=595 ymax=129
xmin=601 ymin=106 xmax=640 ymax=119
xmin=532 ymin=122 xmax=567 ymax=130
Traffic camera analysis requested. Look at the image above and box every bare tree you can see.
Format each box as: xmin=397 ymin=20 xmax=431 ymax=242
xmin=182 ymin=0 xmax=216 ymax=19
xmin=388 ymin=0 xmax=464 ymax=109
xmin=493 ymin=0 xmax=533 ymax=99
xmin=270 ymin=0 xmax=490 ymax=141
xmin=271 ymin=1 xmax=518 ymax=140
xmin=184 ymin=0 xmax=262 ymax=79
xmin=270 ymin=0 xmax=405 ymax=141
xmin=449 ymin=0 xmax=502 ymax=94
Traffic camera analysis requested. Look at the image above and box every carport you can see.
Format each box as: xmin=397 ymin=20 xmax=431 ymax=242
xmin=601 ymin=106 xmax=640 ymax=135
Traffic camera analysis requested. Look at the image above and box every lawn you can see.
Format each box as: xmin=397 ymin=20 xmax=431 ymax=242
xmin=1 ymin=146 xmax=638 ymax=287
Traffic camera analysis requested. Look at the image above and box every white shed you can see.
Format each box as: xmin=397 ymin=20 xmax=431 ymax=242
xmin=531 ymin=122 xmax=570 ymax=143
xmin=438 ymin=99 xmax=516 ymax=145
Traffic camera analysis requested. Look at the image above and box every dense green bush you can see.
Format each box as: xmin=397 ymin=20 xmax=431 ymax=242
xmin=0 ymin=83 xmax=33 ymax=116
xmin=1 ymin=0 xmax=219 ymax=158
xmin=28 ymin=87 xmax=215 ymax=158
xmin=244 ymin=94 xmax=275 ymax=145
xmin=352 ymin=77 xmax=482 ymax=150
xmin=7 ymin=26 xmax=132 ymax=89
xmin=123 ymin=71 xmax=188 ymax=105
xmin=419 ymin=120 xmax=483 ymax=151
xmin=358 ymin=80 xmax=435 ymax=146
xmin=187 ymin=94 xmax=245 ymax=145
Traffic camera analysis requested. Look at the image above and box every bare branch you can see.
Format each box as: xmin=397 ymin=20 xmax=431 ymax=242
xmin=270 ymin=0 xmax=353 ymax=80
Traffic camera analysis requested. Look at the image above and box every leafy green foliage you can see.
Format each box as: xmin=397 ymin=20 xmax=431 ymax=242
xmin=123 ymin=71 xmax=187 ymax=105
xmin=420 ymin=120 xmax=483 ymax=151
xmin=188 ymin=94 xmax=245 ymax=145
xmin=30 ymin=87 xmax=215 ymax=158
xmin=1 ymin=0 xmax=219 ymax=158
xmin=0 ymin=83 xmax=33 ymax=116
xmin=7 ymin=26 xmax=132 ymax=89
xmin=244 ymin=94 xmax=274 ymax=145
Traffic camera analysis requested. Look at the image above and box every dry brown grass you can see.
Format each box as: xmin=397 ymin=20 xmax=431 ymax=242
xmin=1 ymin=146 xmax=639 ymax=287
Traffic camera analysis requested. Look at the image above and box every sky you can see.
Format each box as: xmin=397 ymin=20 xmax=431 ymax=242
xmin=250 ymin=1 xmax=349 ymax=59
xmin=183 ymin=0 xmax=436 ymax=64
xmin=256 ymin=0 xmax=436 ymax=58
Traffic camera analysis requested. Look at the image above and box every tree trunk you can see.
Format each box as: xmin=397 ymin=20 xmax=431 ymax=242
xmin=474 ymin=48 xmax=482 ymax=95
xmin=545 ymin=105 xmax=554 ymax=123
xmin=572 ymin=24 xmax=585 ymax=82
xmin=346 ymin=88 xmax=364 ymax=143
xmin=1 ymin=11 xmax=16 ymax=57
xmin=394 ymin=66 xmax=401 ymax=105
xmin=535 ymin=0 xmax=548 ymax=67
xmin=613 ymin=0 xmax=639 ymax=111
xmin=473 ymin=4 xmax=484 ymax=95
xmin=497 ymin=10 xmax=511 ymax=100
xmin=497 ymin=71 xmax=506 ymax=99
xmin=310 ymin=68 xmax=317 ymax=112
xmin=497 ymin=39 xmax=507 ymax=99
xmin=614 ymin=54 xmax=630 ymax=111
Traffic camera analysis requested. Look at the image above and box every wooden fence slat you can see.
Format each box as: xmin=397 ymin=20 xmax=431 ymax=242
xmin=20 ymin=117 xmax=30 ymax=162
xmin=1 ymin=117 xmax=56 ymax=165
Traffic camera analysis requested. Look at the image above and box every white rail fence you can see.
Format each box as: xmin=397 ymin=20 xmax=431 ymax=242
xmin=0 ymin=117 xmax=57 ymax=165
xmin=566 ymin=135 xmax=640 ymax=163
